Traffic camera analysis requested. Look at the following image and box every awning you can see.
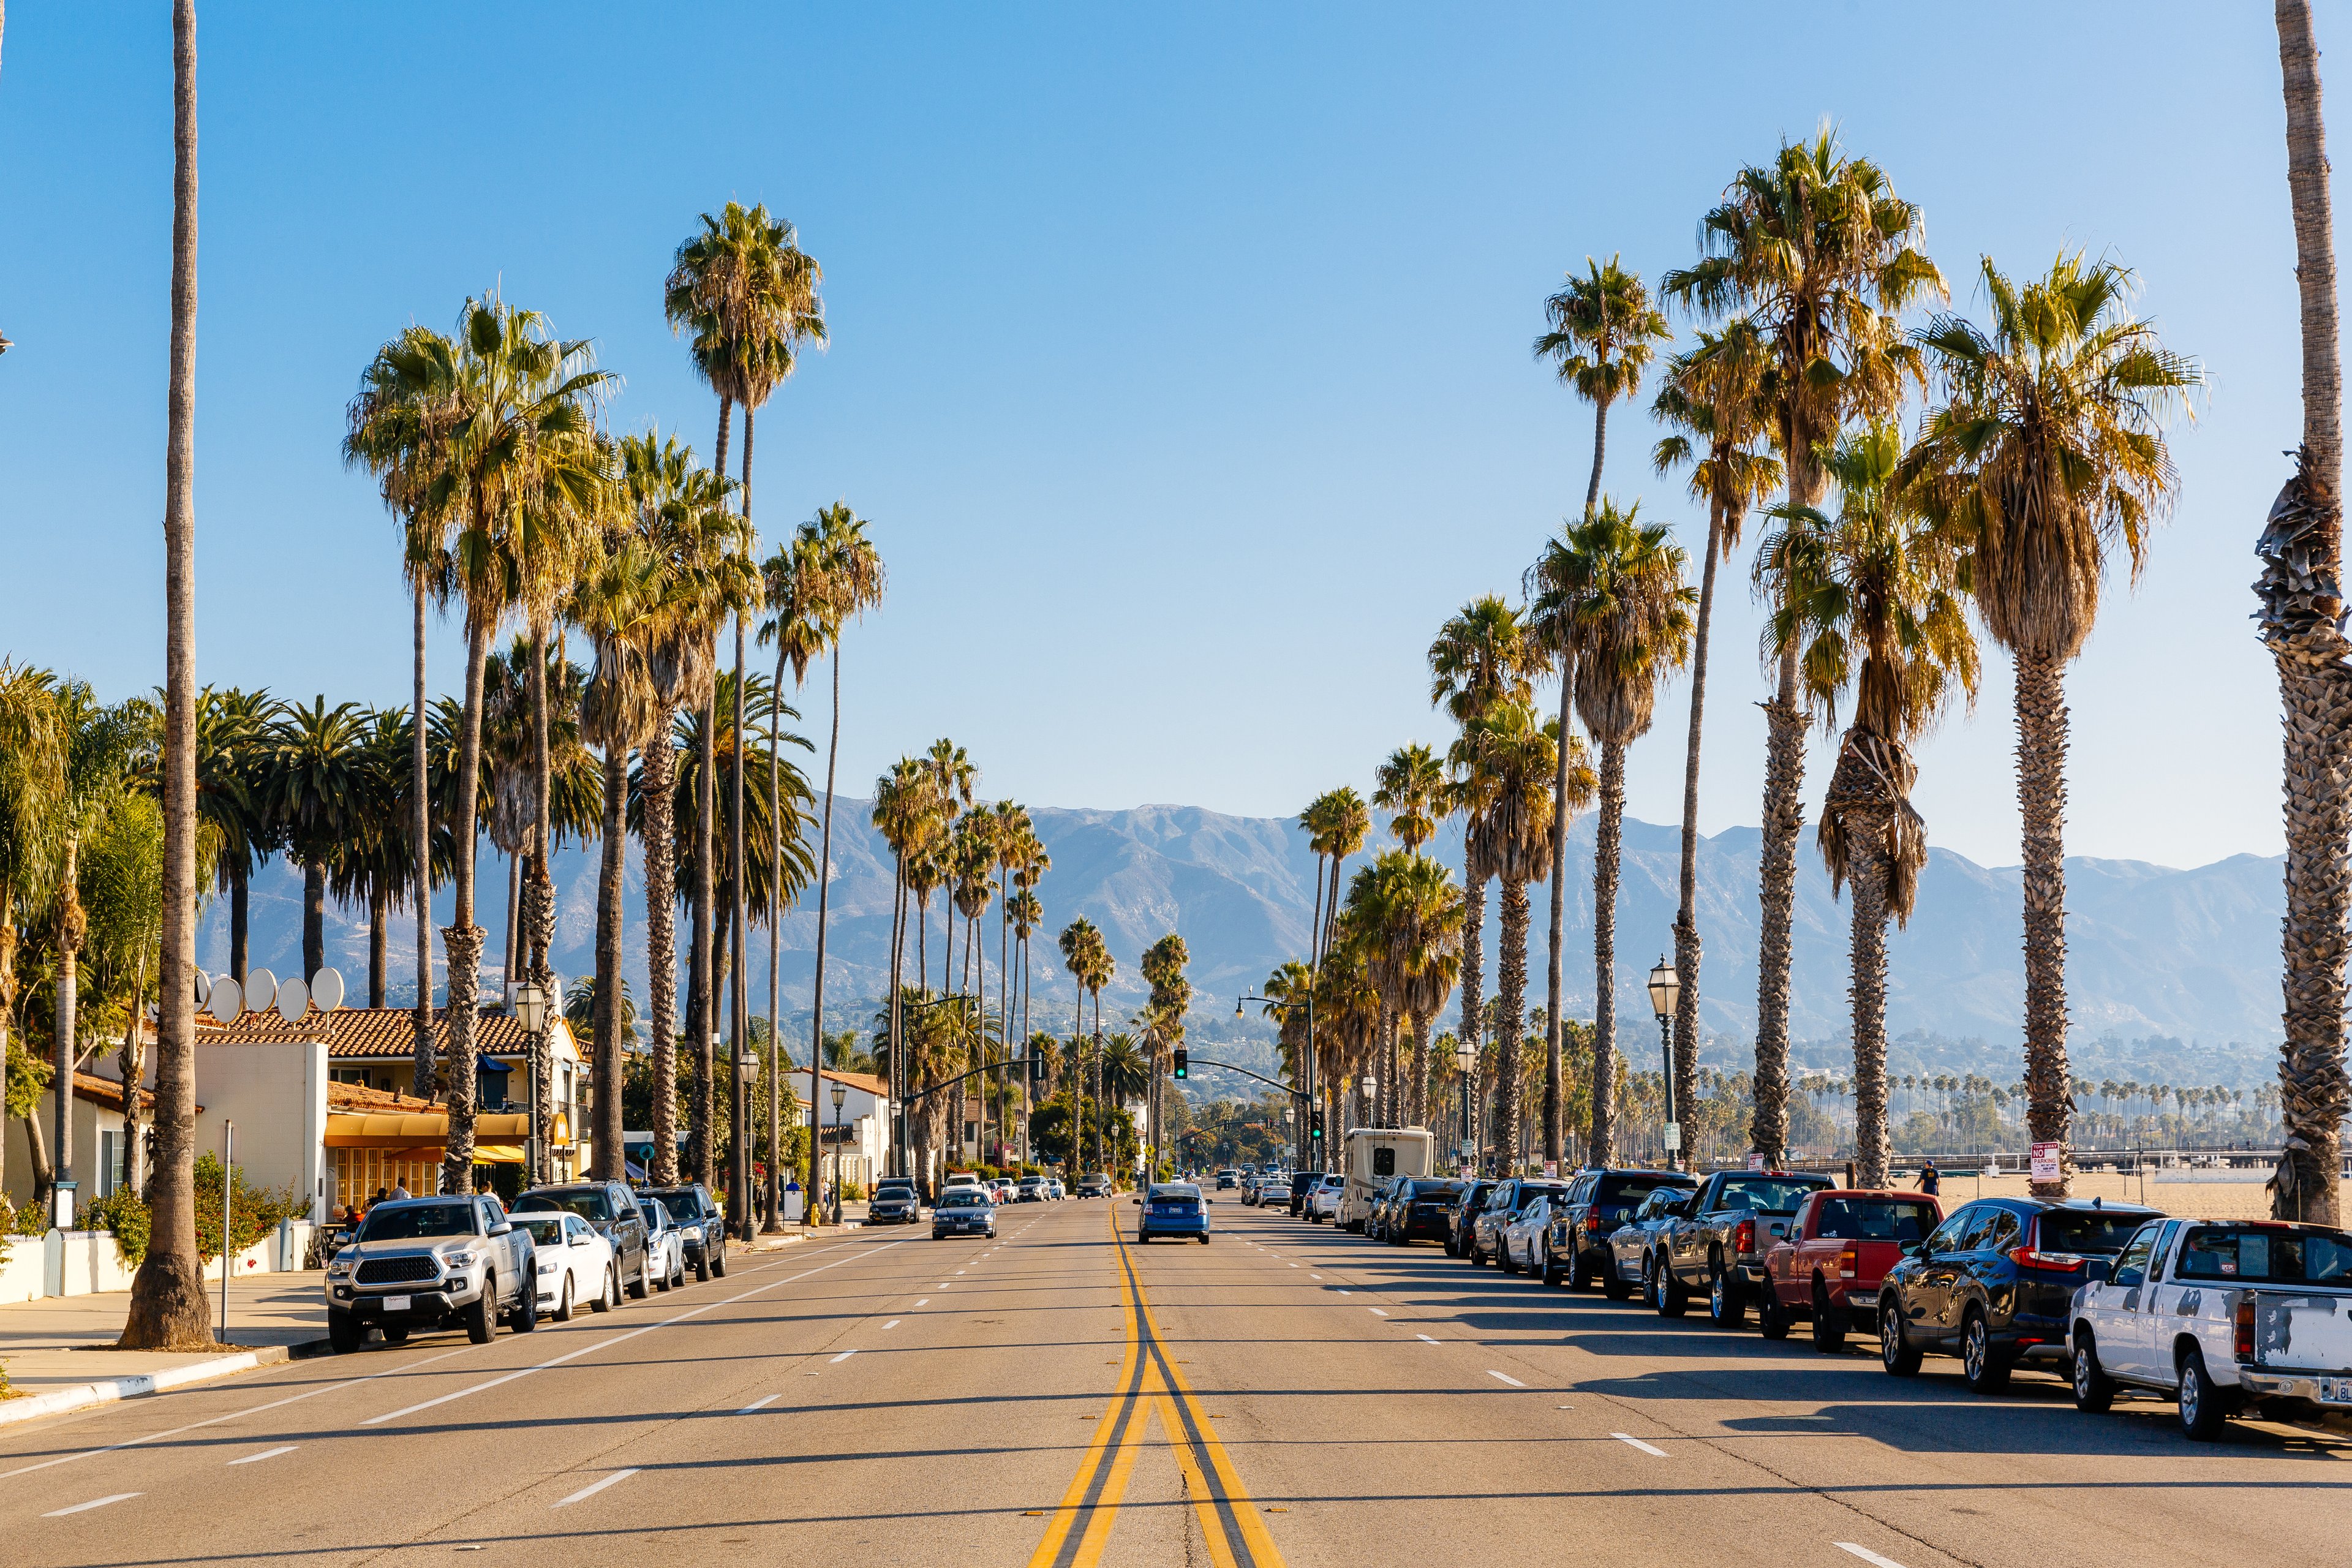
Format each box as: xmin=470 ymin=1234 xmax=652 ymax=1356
xmin=325 ymin=1110 xmax=570 ymax=1156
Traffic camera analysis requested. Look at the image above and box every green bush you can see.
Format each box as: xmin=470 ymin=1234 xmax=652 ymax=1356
xmin=192 ymin=1153 xmax=306 ymax=1265
xmin=85 ymin=1189 xmax=151 ymax=1266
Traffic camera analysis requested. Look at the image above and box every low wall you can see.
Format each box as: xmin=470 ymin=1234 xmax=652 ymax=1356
xmin=0 ymin=1218 xmax=315 ymax=1302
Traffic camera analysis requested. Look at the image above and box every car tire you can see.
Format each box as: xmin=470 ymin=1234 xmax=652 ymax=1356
xmin=1758 ymin=1290 xmax=1791 ymax=1341
xmin=671 ymin=1255 xmax=687 ymax=1291
xmin=1569 ymin=1249 xmax=1593 ymax=1291
xmin=1657 ymin=1257 xmax=1688 ymax=1318
xmin=511 ymin=1278 xmax=539 ymax=1334
xmin=1602 ymin=1265 xmax=1633 ymax=1301
xmin=554 ymin=1276 xmax=575 ymax=1323
xmin=1961 ymin=1310 xmax=2011 ymax=1393
xmin=628 ymin=1257 xmax=650 ymax=1300
xmin=1499 ymin=1239 xmax=1522 ymax=1275
xmin=712 ymin=1240 xmax=728 ymax=1279
xmin=1199 ymin=1234 xmax=1210 ymax=1245
xmin=1879 ymin=1300 xmax=1923 ymax=1376
xmin=1809 ymin=1282 xmax=1845 ymax=1351
xmin=696 ymin=1250 xmax=712 ymax=1284
xmin=2177 ymin=1346 xmax=2231 ymax=1440
xmin=328 ymin=1308 xmax=363 ymax=1355
xmin=465 ymin=1278 xmax=498 ymax=1344
xmin=1539 ymin=1241 xmax=1561 ymax=1287
xmin=2072 ymin=1333 xmax=2117 ymax=1413
xmin=592 ymin=1265 xmax=617 ymax=1314
xmin=1708 ymin=1257 xmax=1744 ymax=1327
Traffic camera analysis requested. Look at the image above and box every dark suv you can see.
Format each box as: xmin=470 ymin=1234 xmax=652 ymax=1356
xmin=1877 ymin=1196 xmax=2162 ymax=1392
xmin=639 ymin=1183 xmax=729 ymax=1280
xmin=1551 ymin=1168 xmax=1697 ymax=1290
xmin=1287 ymin=1170 xmax=1320 ymax=1218
xmin=1382 ymin=1178 xmax=1466 ymax=1245
xmin=1447 ymin=1180 xmax=1497 ymax=1257
xmin=516 ymin=1180 xmax=653 ymax=1299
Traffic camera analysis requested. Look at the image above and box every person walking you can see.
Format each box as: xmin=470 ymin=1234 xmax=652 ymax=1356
xmin=1917 ymin=1159 xmax=1940 ymax=1197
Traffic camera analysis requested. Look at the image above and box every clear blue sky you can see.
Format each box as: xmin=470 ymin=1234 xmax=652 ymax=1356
xmin=0 ymin=4 xmax=2315 ymax=870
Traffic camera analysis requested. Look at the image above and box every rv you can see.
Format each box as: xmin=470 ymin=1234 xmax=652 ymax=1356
xmin=1339 ymin=1127 xmax=1434 ymax=1231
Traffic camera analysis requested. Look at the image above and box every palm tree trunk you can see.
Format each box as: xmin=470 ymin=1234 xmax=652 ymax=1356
xmin=1849 ymin=829 xmax=1892 ymax=1189
xmin=124 ymin=0 xmax=209 ymax=1351
xmin=228 ymin=857 xmax=248 ymax=983
xmin=53 ymin=840 xmax=81 ymax=1191
xmin=1589 ymin=740 xmax=1626 ymax=1168
xmin=592 ymin=742 xmax=628 ymax=1180
xmin=692 ymin=687 xmax=717 ymax=1189
xmin=1498 ymin=876 xmax=1531 ymax=1175
xmin=503 ymin=851 xmax=519 ymax=994
xmin=439 ymin=615 xmax=493 ymax=1194
xmin=1544 ymin=658 xmax=1574 ymax=1167
xmin=301 ymin=860 xmax=325 ymax=989
xmin=118 ymin=945 xmax=149 ymax=1199
xmin=526 ymin=630 xmax=556 ymax=1186
xmin=1411 ymin=1003 xmax=1434 ymax=1132
xmin=644 ymin=703 xmax=679 ymax=1185
xmin=2016 ymin=651 xmax=2074 ymax=1197
xmin=729 ymin=608 xmax=750 ymax=1238
xmin=1673 ymin=499 xmax=1724 ymax=1155
xmin=1459 ymin=869 xmax=1487 ymax=1090
xmin=1751 ymin=646 xmax=1805 ymax=1168
xmin=412 ymin=576 xmax=434 ymax=1098
xmin=368 ymin=888 xmax=387 ymax=1007
xmin=1587 ymin=402 xmax=1608 ymax=510
xmin=765 ymin=642 xmax=787 ymax=1232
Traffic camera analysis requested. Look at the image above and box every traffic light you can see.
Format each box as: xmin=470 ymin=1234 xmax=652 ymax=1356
xmin=1310 ymin=1110 xmax=1324 ymax=1142
xmin=1172 ymin=1049 xmax=1188 ymax=1080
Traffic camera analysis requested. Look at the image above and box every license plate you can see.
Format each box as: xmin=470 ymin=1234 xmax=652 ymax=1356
xmin=383 ymin=1295 xmax=411 ymax=1313
xmin=2320 ymin=1377 xmax=2352 ymax=1404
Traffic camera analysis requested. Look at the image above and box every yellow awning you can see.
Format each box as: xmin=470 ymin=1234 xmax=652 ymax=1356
xmin=326 ymin=1110 xmax=570 ymax=1154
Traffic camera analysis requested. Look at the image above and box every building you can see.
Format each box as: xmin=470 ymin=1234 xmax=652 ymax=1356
xmin=799 ymin=1067 xmax=889 ymax=1195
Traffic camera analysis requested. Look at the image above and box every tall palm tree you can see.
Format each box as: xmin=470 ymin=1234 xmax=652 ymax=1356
xmin=1664 ymin=129 xmax=1941 ymax=1170
xmin=1140 ymin=932 xmax=1190 ymax=1167
xmin=324 ymin=706 xmax=426 ymax=1006
xmin=1372 ymin=743 xmax=1446 ymax=853
xmin=1534 ymin=501 xmax=1691 ymax=1165
xmin=1762 ymin=424 xmax=1977 ymax=1186
xmin=261 ymin=697 xmax=369 ymax=984
xmin=190 ymin=688 xmax=276 ymax=987
xmin=125 ymin=0 xmax=207 ymax=1348
xmin=1648 ymin=321 xmax=1782 ymax=1157
xmin=1536 ymin=254 xmax=1674 ymax=508
xmin=1355 ymin=851 xmax=1464 ymax=1128
xmin=0 ymin=662 xmax=64 ymax=1197
xmin=1449 ymin=699 xmax=1561 ymax=1175
xmin=871 ymin=757 xmax=933 ymax=1175
xmin=1906 ymin=254 xmax=2197 ymax=1196
xmin=2267 ymin=2 xmax=2348 ymax=1224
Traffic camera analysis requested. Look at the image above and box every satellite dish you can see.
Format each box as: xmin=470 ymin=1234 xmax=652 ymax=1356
xmin=276 ymin=974 xmax=309 ymax=1023
xmin=311 ymin=967 xmax=345 ymax=1011
xmin=207 ymin=977 xmax=243 ymax=1025
xmin=194 ymin=970 xmax=211 ymax=1005
xmin=244 ymin=968 xmax=277 ymax=1015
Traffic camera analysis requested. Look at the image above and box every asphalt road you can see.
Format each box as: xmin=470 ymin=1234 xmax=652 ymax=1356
xmin=0 ymin=1196 xmax=2341 ymax=1567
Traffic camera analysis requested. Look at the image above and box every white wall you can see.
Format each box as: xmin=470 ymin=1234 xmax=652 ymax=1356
xmin=193 ymin=1039 xmax=329 ymax=1224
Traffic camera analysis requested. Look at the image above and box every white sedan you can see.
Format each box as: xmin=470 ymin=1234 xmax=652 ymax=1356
xmin=643 ymin=1198 xmax=690 ymax=1291
xmin=514 ymin=1210 xmax=618 ymax=1320
xmin=1307 ymin=1174 xmax=1343 ymax=1222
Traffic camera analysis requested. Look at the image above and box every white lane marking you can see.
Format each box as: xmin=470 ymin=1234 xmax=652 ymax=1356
xmin=1336 ymin=1289 xmax=1351 ymax=1295
xmin=1369 ymin=1308 xmax=1388 ymax=1317
xmin=553 ymin=1469 xmax=639 ymax=1508
xmin=736 ymin=1395 xmax=777 ymax=1414
xmin=956 ymin=1270 xmax=967 ymax=1275
xmin=1612 ymin=1433 xmax=1667 ymax=1455
xmin=1416 ymin=1334 xmax=1439 ymax=1344
xmin=1287 ymin=1263 xmax=1299 ymax=1268
xmin=883 ymin=1319 xmax=901 ymax=1329
xmin=1835 ymin=1548 xmax=1910 ymax=1568
xmin=914 ymin=1298 xmax=929 ymax=1307
xmin=228 ymin=1446 xmax=298 ymax=1466
xmin=1488 ymin=1371 xmax=1528 ymax=1388
xmin=1310 ymin=1275 xmax=1322 ymax=1280
xmin=366 ymin=1243 xmax=888 ymax=1426
xmin=829 ymin=1349 xmax=858 ymax=1364
xmin=43 ymin=1493 xmax=141 ymax=1517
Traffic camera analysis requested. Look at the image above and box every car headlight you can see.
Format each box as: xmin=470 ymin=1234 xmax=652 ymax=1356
xmin=444 ymin=1250 xmax=478 ymax=1270
xmin=327 ymin=1260 xmax=353 ymax=1278
xmin=538 ymin=1256 xmax=559 ymax=1275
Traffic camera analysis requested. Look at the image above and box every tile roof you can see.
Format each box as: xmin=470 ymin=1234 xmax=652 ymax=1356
xmin=68 ymin=1072 xmax=183 ymax=1114
xmin=326 ymin=1079 xmax=437 ymax=1112
xmin=197 ymin=1006 xmax=572 ymax=1061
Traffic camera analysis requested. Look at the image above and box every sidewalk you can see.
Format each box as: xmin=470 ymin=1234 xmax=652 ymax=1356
xmin=0 ymin=1270 xmax=327 ymax=1427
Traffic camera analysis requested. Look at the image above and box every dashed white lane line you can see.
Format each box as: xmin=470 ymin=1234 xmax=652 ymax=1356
xmin=915 ymin=1298 xmax=930 ymax=1307
xmin=1369 ymin=1308 xmax=1389 ymax=1317
xmin=1612 ymin=1433 xmax=1666 ymax=1455
xmin=1287 ymin=1263 xmax=1299 ymax=1268
xmin=1488 ymin=1371 xmax=1528 ymax=1389
xmin=1834 ymin=1547 xmax=1909 ymax=1568
xmin=553 ymin=1469 xmax=639 ymax=1508
xmin=1416 ymin=1334 xmax=1439 ymax=1344
xmin=829 ymin=1349 xmax=859 ymax=1363
xmin=1310 ymin=1275 xmax=1322 ymax=1280
xmin=43 ymin=1493 xmax=141 ymax=1516
xmin=883 ymin=1319 xmax=901 ymax=1329
xmin=736 ymin=1395 xmax=778 ymax=1414
xmin=228 ymin=1446 xmax=298 ymax=1466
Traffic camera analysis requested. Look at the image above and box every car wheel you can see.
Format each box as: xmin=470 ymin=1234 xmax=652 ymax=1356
xmin=1499 ymin=1238 xmax=1522 ymax=1275
xmin=1657 ymin=1257 xmax=1688 ymax=1319
xmin=511 ymin=1277 xmax=539 ymax=1334
xmin=1602 ymin=1263 xmax=1633 ymax=1301
xmin=628 ymin=1256 xmax=650 ymax=1300
xmin=2072 ymin=1333 xmax=2116 ymax=1413
xmin=1569 ymin=1249 xmax=1593 ymax=1291
xmin=328 ymin=1309 xmax=363 ymax=1355
xmin=1758 ymin=1290 xmax=1791 ymax=1341
xmin=2177 ymin=1346 xmax=2231 ymax=1440
xmin=554 ymin=1276 xmax=575 ymax=1323
xmin=696 ymin=1249 xmax=712 ymax=1284
xmin=1961 ymin=1310 xmax=2011 ymax=1393
xmin=465 ymin=1277 xmax=499 ymax=1344
xmin=1539 ymin=1241 xmax=1560 ymax=1287
xmin=1708 ymin=1257 xmax=1744 ymax=1327
xmin=672 ymin=1255 xmax=687 ymax=1291
xmin=1879 ymin=1300 xmax=1923 ymax=1376
xmin=1199 ymin=1234 xmax=1210 ymax=1245
xmin=593 ymin=1266 xmax=617 ymax=1314
xmin=712 ymin=1241 xmax=728 ymax=1279
xmin=1809 ymin=1281 xmax=1844 ymax=1351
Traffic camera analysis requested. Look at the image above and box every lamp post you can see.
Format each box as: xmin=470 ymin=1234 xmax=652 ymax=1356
xmin=1646 ymin=955 xmax=1680 ymax=1170
xmin=891 ymin=993 xmax=957 ymax=1187
xmin=513 ymin=982 xmax=549 ymax=1186
xmin=831 ymin=1079 xmax=848 ymax=1224
xmin=1456 ymin=1037 xmax=1476 ymax=1172
xmin=736 ymin=1042 xmax=761 ymax=1240
xmin=1238 ymin=976 xmax=1321 ymax=1172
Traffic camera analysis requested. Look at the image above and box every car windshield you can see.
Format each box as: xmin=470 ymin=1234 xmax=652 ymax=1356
xmin=1714 ymin=1177 xmax=1827 ymax=1212
xmin=1814 ymin=1198 xmax=1937 ymax=1242
xmin=2037 ymin=1209 xmax=2155 ymax=1255
xmin=1412 ymin=1183 xmax=1465 ymax=1203
xmin=2176 ymin=1225 xmax=2352 ymax=1283
xmin=356 ymin=1202 xmax=476 ymax=1242
xmin=641 ymin=1188 xmax=706 ymax=1218
xmin=1599 ymin=1175 xmax=1694 ymax=1208
xmin=1152 ymin=1188 xmax=1200 ymax=1203
xmin=516 ymin=1189 xmax=614 ymax=1222
xmin=514 ymin=1216 xmax=568 ymax=1246
xmin=939 ymin=1191 xmax=990 ymax=1208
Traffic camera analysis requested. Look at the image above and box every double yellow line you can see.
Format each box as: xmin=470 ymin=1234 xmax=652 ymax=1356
xmin=1025 ymin=1207 xmax=1286 ymax=1568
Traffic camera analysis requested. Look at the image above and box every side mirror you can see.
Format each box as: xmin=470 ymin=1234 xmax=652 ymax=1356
xmin=491 ymin=1221 xmax=513 ymax=1237
xmin=2084 ymin=1258 xmax=2112 ymax=1284
xmin=571 ymin=1234 xmax=592 ymax=1247
xmin=1131 ymin=1196 xmax=1144 ymax=1205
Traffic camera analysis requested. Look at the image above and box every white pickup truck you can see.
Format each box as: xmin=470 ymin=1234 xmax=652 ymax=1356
xmin=2070 ymin=1216 xmax=2352 ymax=1439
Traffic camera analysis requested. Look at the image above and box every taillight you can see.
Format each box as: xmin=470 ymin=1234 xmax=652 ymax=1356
xmin=2008 ymin=1246 xmax=2085 ymax=1271
xmin=1735 ymin=1219 xmax=1754 ymax=1254
xmin=2235 ymin=1297 xmax=2256 ymax=1364
xmin=1839 ymin=1247 xmax=1858 ymax=1279
xmin=1585 ymin=1213 xmax=1600 ymax=1233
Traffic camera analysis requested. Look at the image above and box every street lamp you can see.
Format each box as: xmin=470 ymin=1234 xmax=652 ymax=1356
xmin=1646 ymin=955 xmax=1680 ymax=1169
xmin=1238 ymin=984 xmax=1321 ymax=1174
xmin=512 ymin=982 xmax=549 ymax=1185
xmin=736 ymin=1043 xmax=761 ymax=1239
xmin=1456 ymin=1037 xmax=1476 ymax=1170
xmin=830 ymin=1079 xmax=848 ymax=1225
xmin=890 ymin=993 xmax=957 ymax=1185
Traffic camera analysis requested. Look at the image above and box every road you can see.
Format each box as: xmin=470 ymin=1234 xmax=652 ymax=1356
xmin=0 ymin=1196 xmax=2341 ymax=1567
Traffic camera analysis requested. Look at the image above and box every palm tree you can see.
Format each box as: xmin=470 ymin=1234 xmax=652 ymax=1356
xmin=125 ymin=0 xmax=207 ymax=1349
xmin=1536 ymin=254 xmax=1674 ymax=508
xmin=1140 ymin=932 xmax=1190 ymax=1166
xmin=2267 ymin=1 xmax=2348 ymax=1224
xmin=1450 ymin=699 xmax=1561 ymax=1175
xmin=1762 ymin=424 xmax=1977 ymax=1186
xmin=1648 ymin=321 xmax=1782 ymax=1157
xmin=1664 ymin=129 xmax=1941 ymax=1172
xmin=1533 ymin=500 xmax=1691 ymax=1166
xmin=190 ymin=688 xmax=277 ymax=987
xmin=325 ymin=707 xmax=427 ymax=1007
xmin=0 ymin=662 xmax=63 ymax=1197
xmin=260 ymin=697 xmax=369 ymax=985
xmin=1356 ymin=851 xmax=1464 ymax=1128
xmin=1373 ymin=744 xmax=1446 ymax=853
xmin=1906 ymin=254 xmax=2197 ymax=1196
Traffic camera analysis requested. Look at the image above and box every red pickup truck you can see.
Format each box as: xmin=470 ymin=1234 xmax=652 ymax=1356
xmin=1760 ymin=1188 xmax=1942 ymax=1351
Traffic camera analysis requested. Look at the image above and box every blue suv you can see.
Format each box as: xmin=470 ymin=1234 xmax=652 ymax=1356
xmin=1137 ymin=1183 xmax=1212 ymax=1245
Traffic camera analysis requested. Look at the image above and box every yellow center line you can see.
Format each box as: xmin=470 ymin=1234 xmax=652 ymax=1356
xmin=1025 ymin=1212 xmax=1143 ymax=1568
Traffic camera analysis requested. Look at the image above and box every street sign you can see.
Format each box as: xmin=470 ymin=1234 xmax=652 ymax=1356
xmin=1663 ymin=1122 xmax=1681 ymax=1152
xmin=1542 ymin=1161 xmax=1558 ymax=1178
xmin=1746 ymin=1152 xmax=1765 ymax=1171
xmin=2030 ymin=1141 xmax=2063 ymax=1183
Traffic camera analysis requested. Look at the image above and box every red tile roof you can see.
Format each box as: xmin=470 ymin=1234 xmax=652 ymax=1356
xmin=197 ymin=1006 xmax=570 ymax=1060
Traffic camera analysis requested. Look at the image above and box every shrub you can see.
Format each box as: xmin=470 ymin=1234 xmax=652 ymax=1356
xmin=85 ymin=1189 xmax=152 ymax=1266
xmin=192 ymin=1153 xmax=307 ymax=1265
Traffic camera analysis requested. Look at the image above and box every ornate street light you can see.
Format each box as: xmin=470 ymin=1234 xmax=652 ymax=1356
xmin=1647 ymin=956 xmax=1680 ymax=1169
xmin=513 ymin=982 xmax=549 ymax=1184
xmin=830 ymin=1079 xmax=849 ymax=1225
xmin=1456 ymin=1037 xmax=1476 ymax=1169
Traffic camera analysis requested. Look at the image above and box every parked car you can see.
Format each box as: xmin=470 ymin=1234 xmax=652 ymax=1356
xmin=1758 ymin=1189 xmax=1941 ymax=1349
xmin=1879 ymin=1196 xmax=2161 ymax=1392
xmin=1497 ymin=1182 xmax=1576 ymax=1277
xmin=1362 ymin=1177 xmax=1401 ymax=1241
xmin=1384 ymin=1178 xmax=1466 ymax=1246
xmin=514 ymin=1180 xmax=653 ymax=1299
xmin=1139 ymin=1182 xmax=1213 ymax=1244
xmin=933 ymin=1187 xmax=998 ymax=1239
xmin=1078 ymin=1173 xmax=1112 ymax=1199
xmin=1446 ymin=1180 xmax=1498 ymax=1257
xmin=1547 ymin=1169 xmax=1696 ymax=1290
xmin=641 ymin=1198 xmax=692 ymax=1292
xmin=1306 ymin=1172 xmax=1343 ymax=1221
xmin=867 ymin=1178 xmax=922 ymax=1225
xmin=1288 ymin=1170 xmax=1321 ymax=1218
xmin=1468 ymin=1178 xmax=1537 ymax=1267
xmin=513 ymin=1208 xmax=618 ymax=1320
xmin=1017 ymin=1175 xmax=1049 ymax=1202
xmin=638 ymin=1182 xmax=729 ymax=1280
xmin=1653 ymin=1169 xmax=1835 ymax=1323
xmin=325 ymin=1194 xmax=538 ymax=1352
xmin=2071 ymin=1216 xmax=2352 ymax=1438
xmin=1240 ymin=1173 xmax=1264 ymax=1205
xmin=1610 ymin=1186 xmax=1700 ymax=1302
xmin=944 ymin=1171 xmax=982 ymax=1191
xmin=1049 ymin=1178 xmax=1068 ymax=1199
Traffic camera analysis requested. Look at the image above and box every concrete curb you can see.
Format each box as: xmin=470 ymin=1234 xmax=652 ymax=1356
xmin=0 ymin=1343 xmax=292 ymax=1428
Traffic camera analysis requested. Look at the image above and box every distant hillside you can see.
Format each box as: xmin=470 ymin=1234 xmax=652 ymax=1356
xmin=204 ymin=797 xmax=2288 ymax=1067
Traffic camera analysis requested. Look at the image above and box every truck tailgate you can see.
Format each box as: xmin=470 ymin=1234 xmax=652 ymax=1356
xmin=2255 ymin=1292 xmax=2352 ymax=1373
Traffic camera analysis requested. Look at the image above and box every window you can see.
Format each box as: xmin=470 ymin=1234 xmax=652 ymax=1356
xmin=97 ymin=1131 xmax=126 ymax=1198
xmin=355 ymin=1202 xmax=477 ymax=1242
xmin=2038 ymin=1209 xmax=2155 ymax=1256
xmin=1713 ymin=1177 xmax=1828 ymax=1213
xmin=2109 ymin=1225 xmax=2158 ymax=1288
xmin=1924 ymin=1208 xmax=1977 ymax=1254
xmin=1978 ymin=1210 xmax=2021 ymax=1253
xmin=1373 ymin=1148 xmax=1396 ymax=1177
xmin=2176 ymin=1225 xmax=2352 ymax=1283
xmin=1814 ymin=1199 xmax=1937 ymax=1243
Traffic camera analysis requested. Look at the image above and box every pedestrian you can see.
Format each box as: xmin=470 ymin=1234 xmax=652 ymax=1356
xmin=390 ymin=1178 xmax=411 ymax=1200
xmin=1917 ymin=1159 xmax=1940 ymax=1197
xmin=373 ymin=1186 xmax=389 ymax=1207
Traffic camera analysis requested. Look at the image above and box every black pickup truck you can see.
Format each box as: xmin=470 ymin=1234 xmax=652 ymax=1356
xmin=1653 ymin=1169 xmax=1833 ymax=1324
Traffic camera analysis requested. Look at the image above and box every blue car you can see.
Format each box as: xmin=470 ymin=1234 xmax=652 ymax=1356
xmin=932 ymin=1188 xmax=997 ymax=1240
xmin=1138 ymin=1182 xmax=1211 ymax=1245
